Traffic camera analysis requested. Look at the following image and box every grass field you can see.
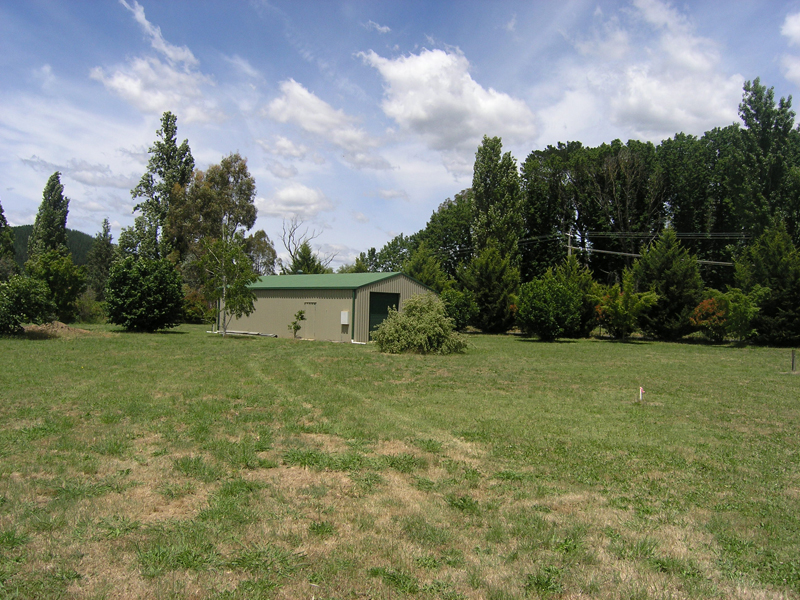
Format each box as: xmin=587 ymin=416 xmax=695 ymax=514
xmin=0 ymin=324 xmax=798 ymax=599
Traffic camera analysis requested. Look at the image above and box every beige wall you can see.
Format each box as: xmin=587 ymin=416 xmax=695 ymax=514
xmin=232 ymin=289 xmax=354 ymax=342
xmin=353 ymin=276 xmax=432 ymax=342
xmin=230 ymin=275 xmax=432 ymax=343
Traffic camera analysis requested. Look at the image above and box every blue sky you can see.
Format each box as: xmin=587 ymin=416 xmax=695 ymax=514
xmin=2 ymin=0 xmax=800 ymax=267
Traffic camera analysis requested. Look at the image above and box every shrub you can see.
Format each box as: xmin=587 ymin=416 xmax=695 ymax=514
xmin=0 ymin=275 xmax=54 ymax=334
xmin=596 ymin=269 xmax=658 ymax=339
xmin=517 ymin=274 xmax=581 ymax=341
xmin=690 ymin=296 xmax=728 ymax=342
xmin=440 ymin=287 xmax=478 ymax=331
xmin=372 ymin=293 xmax=467 ymax=355
xmin=105 ymin=256 xmax=183 ymax=332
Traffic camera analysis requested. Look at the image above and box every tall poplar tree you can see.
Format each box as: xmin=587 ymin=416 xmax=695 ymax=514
xmin=124 ymin=111 xmax=194 ymax=259
xmin=471 ymin=136 xmax=523 ymax=260
xmin=86 ymin=218 xmax=114 ymax=301
xmin=27 ymin=172 xmax=69 ymax=259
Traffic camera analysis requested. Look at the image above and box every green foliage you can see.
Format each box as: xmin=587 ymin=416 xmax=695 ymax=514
xmin=440 ymin=286 xmax=478 ymax=331
xmin=282 ymin=241 xmax=330 ymax=274
xmin=126 ymin=111 xmax=194 ymax=260
xmin=596 ymin=269 xmax=658 ymax=339
xmin=25 ymin=249 xmax=86 ymax=323
xmin=551 ymin=256 xmax=598 ymax=336
xmin=244 ymin=229 xmax=276 ymax=276
xmin=27 ymin=172 xmax=69 ymax=260
xmin=735 ymin=222 xmax=800 ymax=345
xmin=198 ymin=233 xmax=258 ymax=336
xmin=462 ymin=242 xmax=519 ymax=333
xmin=288 ymin=309 xmax=305 ymax=339
xmin=0 ymin=200 xmax=15 ymax=281
xmin=372 ymin=293 xmax=467 ymax=354
xmin=0 ymin=275 xmax=54 ymax=334
xmin=105 ymin=255 xmax=183 ymax=331
xmin=182 ymin=288 xmax=214 ymax=324
xmin=169 ymin=152 xmax=257 ymax=263
xmin=725 ymin=287 xmax=767 ymax=342
xmin=517 ymin=273 xmax=581 ymax=341
xmin=74 ymin=289 xmax=106 ymax=324
xmin=403 ymin=242 xmax=448 ymax=292
xmin=632 ymin=229 xmax=703 ymax=340
xmin=85 ymin=218 xmax=113 ymax=301
xmin=375 ymin=233 xmax=417 ymax=272
xmin=417 ymin=190 xmax=474 ymax=278
xmin=472 ymin=136 xmax=523 ymax=258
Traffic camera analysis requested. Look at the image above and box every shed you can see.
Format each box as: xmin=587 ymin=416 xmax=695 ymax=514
xmin=228 ymin=272 xmax=433 ymax=342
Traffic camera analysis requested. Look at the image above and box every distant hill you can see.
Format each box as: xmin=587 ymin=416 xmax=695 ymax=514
xmin=12 ymin=225 xmax=95 ymax=267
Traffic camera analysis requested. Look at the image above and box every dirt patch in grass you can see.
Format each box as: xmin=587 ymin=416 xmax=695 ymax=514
xmin=22 ymin=321 xmax=103 ymax=339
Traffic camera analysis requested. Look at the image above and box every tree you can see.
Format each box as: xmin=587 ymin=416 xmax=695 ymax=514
xmin=26 ymin=250 xmax=86 ymax=323
xmin=198 ymin=233 xmax=258 ymax=336
xmin=105 ymin=256 xmax=184 ymax=331
xmin=0 ymin=275 xmax=54 ymax=334
xmin=86 ymin=218 xmax=114 ymax=301
xmin=244 ymin=230 xmax=277 ymax=276
xmin=0 ymin=199 xmax=15 ymax=281
xmin=417 ymin=190 xmax=474 ymax=278
xmin=735 ymin=222 xmax=800 ymax=345
xmin=170 ymin=152 xmax=257 ymax=261
xmin=471 ymin=136 xmax=523 ymax=259
xmin=462 ymin=242 xmax=519 ymax=333
xmin=632 ymin=229 xmax=703 ymax=340
xmin=27 ymin=172 xmax=69 ymax=259
xmin=596 ymin=269 xmax=658 ymax=339
xmin=126 ymin=112 xmax=194 ymax=259
xmin=279 ymin=217 xmax=335 ymax=274
xmin=283 ymin=241 xmax=331 ymax=274
xmin=403 ymin=242 xmax=448 ymax=292
xmin=551 ymin=255 xmax=598 ymax=337
xmin=372 ymin=293 xmax=467 ymax=355
xmin=517 ymin=274 xmax=581 ymax=341
xmin=375 ymin=233 xmax=417 ymax=272
xmin=440 ymin=286 xmax=478 ymax=331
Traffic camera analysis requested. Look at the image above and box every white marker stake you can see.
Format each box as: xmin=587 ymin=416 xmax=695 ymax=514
xmin=639 ymin=386 xmax=644 ymax=402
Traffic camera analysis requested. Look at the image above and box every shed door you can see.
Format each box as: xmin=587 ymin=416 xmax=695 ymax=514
xmin=369 ymin=292 xmax=399 ymax=337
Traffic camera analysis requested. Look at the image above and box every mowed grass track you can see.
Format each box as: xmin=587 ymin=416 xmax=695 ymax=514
xmin=0 ymin=325 xmax=798 ymax=599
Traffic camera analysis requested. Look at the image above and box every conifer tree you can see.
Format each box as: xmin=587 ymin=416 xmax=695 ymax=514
xmin=0 ymin=199 xmax=15 ymax=281
xmin=86 ymin=218 xmax=114 ymax=301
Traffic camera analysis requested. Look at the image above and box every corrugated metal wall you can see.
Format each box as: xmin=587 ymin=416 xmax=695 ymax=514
xmin=232 ymin=289 xmax=353 ymax=342
xmin=230 ymin=275 xmax=432 ymax=343
xmin=353 ymin=275 xmax=431 ymax=342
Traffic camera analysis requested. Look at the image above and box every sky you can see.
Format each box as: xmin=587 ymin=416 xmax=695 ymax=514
xmin=2 ymin=0 xmax=800 ymax=268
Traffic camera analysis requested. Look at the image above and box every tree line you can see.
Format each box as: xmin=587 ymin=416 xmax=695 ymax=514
xmin=2 ymin=77 xmax=799 ymax=344
xmin=339 ymin=78 xmax=800 ymax=345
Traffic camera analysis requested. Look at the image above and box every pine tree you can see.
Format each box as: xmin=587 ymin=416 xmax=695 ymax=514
xmin=632 ymin=229 xmax=703 ymax=340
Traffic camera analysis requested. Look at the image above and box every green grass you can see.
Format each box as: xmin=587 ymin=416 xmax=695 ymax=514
xmin=0 ymin=324 xmax=798 ymax=599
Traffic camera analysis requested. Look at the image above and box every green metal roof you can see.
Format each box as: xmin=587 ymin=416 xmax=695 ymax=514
xmin=248 ymin=272 xmax=405 ymax=290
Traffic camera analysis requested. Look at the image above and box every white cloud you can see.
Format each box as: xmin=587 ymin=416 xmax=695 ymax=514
xmin=505 ymin=14 xmax=517 ymax=33
xmin=256 ymin=182 xmax=334 ymax=220
xmin=782 ymin=12 xmax=800 ymax=86
xmin=91 ymin=1 xmax=222 ymax=122
xmin=266 ymin=79 xmax=390 ymax=169
xmin=539 ymin=0 xmax=742 ymax=144
xmin=376 ymin=188 xmax=409 ymax=201
xmin=20 ymin=155 xmax=138 ymax=189
xmin=360 ymin=48 xmax=537 ymax=174
xmin=224 ymin=54 xmax=262 ymax=80
xmin=258 ymin=135 xmax=309 ymax=159
xmin=119 ymin=0 xmax=198 ymax=67
xmin=364 ymin=20 xmax=391 ymax=34
xmin=352 ymin=211 xmax=369 ymax=223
